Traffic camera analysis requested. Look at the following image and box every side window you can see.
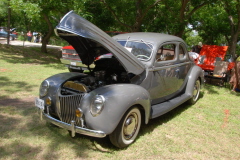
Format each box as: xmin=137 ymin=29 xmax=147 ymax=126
xmin=179 ymin=45 xmax=186 ymax=59
xmin=156 ymin=44 xmax=176 ymax=62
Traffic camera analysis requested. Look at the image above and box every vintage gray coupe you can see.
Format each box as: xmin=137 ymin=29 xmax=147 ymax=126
xmin=35 ymin=11 xmax=204 ymax=148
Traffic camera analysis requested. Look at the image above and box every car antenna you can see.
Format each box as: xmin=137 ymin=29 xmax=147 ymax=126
xmin=141 ymin=39 xmax=152 ymax=49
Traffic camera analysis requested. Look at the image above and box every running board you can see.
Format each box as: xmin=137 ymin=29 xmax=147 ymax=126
xmin=151 ymin=94 xmax=191 ymax=119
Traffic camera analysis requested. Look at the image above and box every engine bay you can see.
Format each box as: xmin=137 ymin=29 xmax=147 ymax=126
xmin=61 ymin=57 xmax=132 ymax=95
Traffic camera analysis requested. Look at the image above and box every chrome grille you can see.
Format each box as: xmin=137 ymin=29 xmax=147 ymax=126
xmin=65 ymin=54 xmax=80 ymax=60
xmin=58 ymin=94 xmax=85 ymax=126
xmin=62 ymin=49 xmax=77 ymax=54
xmin=62 ymin=49 xmax=80 ymax=60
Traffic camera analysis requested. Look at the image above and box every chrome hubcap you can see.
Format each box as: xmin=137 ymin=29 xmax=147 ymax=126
xmin=193 ymin=81 xmax=200 ymax=100
xmin=123 ymin=113 xmax=138 ymax=140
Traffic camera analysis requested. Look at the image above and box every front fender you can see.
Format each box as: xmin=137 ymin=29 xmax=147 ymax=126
xmin=185 ymin=65 xmax=204 ymax=96
xmin=80 ymin=84 xmax=151 ymax=135
xmin=40 ymin=72 xmax=86 ymax=116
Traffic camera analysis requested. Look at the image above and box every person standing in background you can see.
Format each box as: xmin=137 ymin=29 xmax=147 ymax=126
xmin=191 ymin=42 xmax=203 ymax=54
xmin=27 ymin=31 xmax=32 ymax=42
xmin=189 ymin=42 xmax=203 ymax=61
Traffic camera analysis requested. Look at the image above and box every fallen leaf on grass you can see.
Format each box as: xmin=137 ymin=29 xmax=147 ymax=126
xmin=0 ymin=68 xmax=12 ymax=72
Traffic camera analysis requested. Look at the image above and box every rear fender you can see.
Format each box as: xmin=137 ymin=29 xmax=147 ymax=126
xmin=185 ymin=65 xmax=204 ymax=96
xmin=80 ymin=84 xmax=151 ymax=134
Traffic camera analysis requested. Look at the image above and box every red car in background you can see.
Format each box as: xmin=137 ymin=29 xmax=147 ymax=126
xmin=195 ymin=45 xmax=234 ymax=71
xmin=192 ymin=45 xmax=235 ymax=84
xmin=61 ymin=45 xmax=90 ymax=72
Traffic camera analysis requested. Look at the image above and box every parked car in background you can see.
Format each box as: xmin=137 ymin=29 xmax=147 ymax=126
xmin=192 ymin=45 xmax=235 ymax=84
xmin=61 ymin=33 xmax=122 ymax=72
xmin=0 ymin=28 xmax=16 ymax=40
xmin=35 ymin=11 xmax=204 ymax=148
xmin=61 ymin=45 xmax=113 ymax=72
xmin=194 ymin=45 xmax=233 ymax=71
xmin=61 ymin=45 xmax=94 ymax=72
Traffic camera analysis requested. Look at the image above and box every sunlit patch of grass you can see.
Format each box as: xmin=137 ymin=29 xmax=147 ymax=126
xmin=0 ymin=44 xmax=67 ymax=99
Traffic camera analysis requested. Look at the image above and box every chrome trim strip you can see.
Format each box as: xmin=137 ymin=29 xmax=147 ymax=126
xmin=60 ymin=58 xmax=95 ymax=68
xmin=41 ymin=112 xmax=106 ymax=138
xmin=56 ymin=88 xmax=62 ymax=121
xmin=149 ymin=61 xmax=192 ymax=71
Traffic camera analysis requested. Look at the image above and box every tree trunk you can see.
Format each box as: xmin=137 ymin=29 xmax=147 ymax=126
xmin=228 ymin=33 xmax=238 ymax=59
xmin=7 ymin=0 xmax=11 ymax=45
xmin=229 ymin=33 xmax=240 ymax=89
xmin=41 ymin=13 xmax=54 ymax=53
xmin=175 ymin=25 xmax=185 ymax=37
xmin=234 ymin=62 xmax=240 ymax=89
xmin=224 ymin=0 xmax=240 ymax=90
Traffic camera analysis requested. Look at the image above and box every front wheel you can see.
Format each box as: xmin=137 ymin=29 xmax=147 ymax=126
xmin=188 ymin=79 xmax=201 ymax=104
xmin=109 ymin=107 xmax=141 ymax=148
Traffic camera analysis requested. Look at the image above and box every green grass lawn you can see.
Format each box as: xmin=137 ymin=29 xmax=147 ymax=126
xmin=0 ymin=44 xmax=239 ymax=160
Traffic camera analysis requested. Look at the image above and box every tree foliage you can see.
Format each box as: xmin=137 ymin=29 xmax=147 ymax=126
xmin=8 ymin=0 xmax=74 ymax=52
xmin=1 ymin=0 xmax=240 ymax=57
xmin=98 ymin=0 xmax=162 ymax=32
xmin=185 ymin=31 xmax=203 ymax=49
xmin=190 ymin=4 xmax=229 ymax=45
xmin=152 ymin=0 xmax=217 ymax=37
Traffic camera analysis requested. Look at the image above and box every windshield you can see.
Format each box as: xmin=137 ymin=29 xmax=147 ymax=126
xmin=117 ymin=40 xmax=153 ymax=60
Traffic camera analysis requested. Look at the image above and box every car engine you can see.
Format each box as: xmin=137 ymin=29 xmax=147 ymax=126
xmin=61 ymin=58 xmax=131 ymax=95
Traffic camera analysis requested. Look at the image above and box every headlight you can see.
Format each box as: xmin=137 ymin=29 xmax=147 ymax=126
xmin=90 ymin=95 xmax=105 ymax=117
xmin=39 ymin=80 xmax=49 ymax=97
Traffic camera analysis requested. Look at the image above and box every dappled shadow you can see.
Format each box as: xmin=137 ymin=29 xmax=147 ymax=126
xmin=204 ymin=83 xmax=240 ymax=96
xmin=0 ymin=110 xmax=59 ymax=160
xmin=0 ymin=76 xmax=36 ymax=97
xmin=0 ymin=113 xmax=21 ymax=136
xmin=139 ymin=100 xmax=193 ymax=137
xmin=0 ymin=99 xmax=44 ymax=159
xmin=0 ymin=96 xmax=117 ymax=159
xmin=229 ymin=90 xmax=240 ymax=96
xmin=0 ymin=44 xmax=66 ymax=71
xmin=0 ymin=97 xmax=34 ymax=108
xmin=134 ymin=90 xmax=204 ymax=141
xmin=0 ymin=141 xmax=42 ymax=159
xmin=0 ymin=103 xmax=90 ymax=159
xmin=203 ymin=84 xmax=220 ymax=94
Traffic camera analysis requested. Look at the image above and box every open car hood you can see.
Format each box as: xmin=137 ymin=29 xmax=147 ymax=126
xmin=55 ymin=11 xmax=145 ymax=75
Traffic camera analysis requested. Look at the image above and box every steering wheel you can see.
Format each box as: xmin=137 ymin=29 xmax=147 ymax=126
xmin=136 ymin=55 xmax=149 ymax=59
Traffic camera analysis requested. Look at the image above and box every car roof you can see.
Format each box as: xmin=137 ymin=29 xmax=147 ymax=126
xmin=113 ymin=32 xmax=185 ymax=46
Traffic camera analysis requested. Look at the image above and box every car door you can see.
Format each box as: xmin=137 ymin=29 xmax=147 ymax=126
xmin=150 ymin=42 xmax=184 ymax=104
xmin=177 ymin=43 xmax=192 ymax=87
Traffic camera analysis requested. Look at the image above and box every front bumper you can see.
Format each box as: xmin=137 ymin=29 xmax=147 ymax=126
xmin=40 ymin=110 xmax=106 ymax=138
xmin=60 ymin=58 xmax=95 ymax=69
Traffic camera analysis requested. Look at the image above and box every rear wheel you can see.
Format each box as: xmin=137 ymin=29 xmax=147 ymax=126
xmin=188 ymin=79 xmax=201 ymax=104
xmin=109 ymin=107 xmax=141 ymax=148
